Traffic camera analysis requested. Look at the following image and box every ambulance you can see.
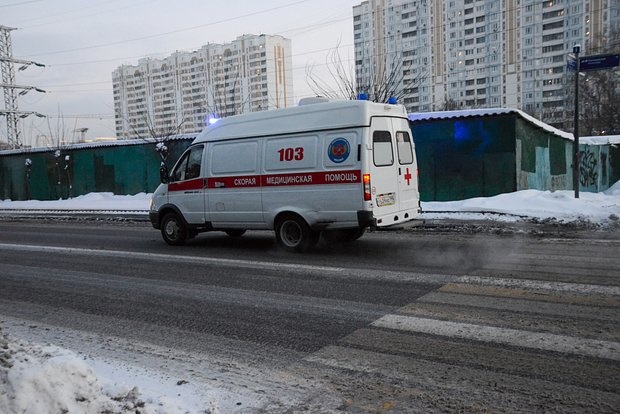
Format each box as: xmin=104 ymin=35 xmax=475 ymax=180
xmin=149 ymin=98 xmax=421 ymax=251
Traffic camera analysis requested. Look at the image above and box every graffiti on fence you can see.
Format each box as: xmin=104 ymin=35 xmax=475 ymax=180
xmin=579 ymin=148 xmax=598 ymax=187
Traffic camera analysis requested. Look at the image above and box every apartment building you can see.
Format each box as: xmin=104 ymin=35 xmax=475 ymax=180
xmin=112 ymin=34 xmax=293 ymax=139
xmin=353 ymin=0 xmax=619 ymax=128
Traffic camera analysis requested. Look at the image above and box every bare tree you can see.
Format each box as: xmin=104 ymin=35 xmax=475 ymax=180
xmin=125 ymin=106 xmax=188 ymax=171
xmin=127 ymin=105 xmax=188 ymax=142
xmin=440 ymin=99 xmax=460 ymax=111
xmin=580 ymin=69 xmax=620 ymax=135
xmin=564 ymin=29 xmax=620 ymax=135
xmin=305 ymin=44 xmax=358 ymax=100
xmin=579 ymin=29 xmax=620 ymax=135
xmin=32 ymin=108 xmax=74 ymax=199
xmin=306 ymin=41 xmax=425 ymax=106
xmin=204 ymin=61 xmax=254 ymax=121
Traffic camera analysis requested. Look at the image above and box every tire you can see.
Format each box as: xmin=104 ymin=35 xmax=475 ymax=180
xmin=160 ymin=212 xmax=187 ymax=246
xmin=323 ymin=227 xmax=366 ymax=243
xmin=275 ymin=215 xmax=319 ymax=252
xmin=225 ymin=229 xmax=246 ymax=237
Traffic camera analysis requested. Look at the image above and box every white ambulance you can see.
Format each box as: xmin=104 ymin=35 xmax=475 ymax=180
xmin=149 ymin=98 xmax=421 ymax=251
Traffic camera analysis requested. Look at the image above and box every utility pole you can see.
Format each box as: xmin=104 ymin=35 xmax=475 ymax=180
xmin=572 ymin=44 xmax=580 ymax=199
xmin=0 ymin=25 xmax=45 ymax=149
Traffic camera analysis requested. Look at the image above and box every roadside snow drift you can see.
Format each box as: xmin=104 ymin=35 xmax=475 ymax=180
xmin=0 ymin=327 xmax=215 ymax=414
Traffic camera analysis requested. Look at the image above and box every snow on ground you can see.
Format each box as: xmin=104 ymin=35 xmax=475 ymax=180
xmin=423 ymin=183 xmax=620 ymax=224
xmin=0 ymin=327 xmax=220 ymax=414
xmin=0 ymin=192 xmax=151 ymax=212
xmin=1 ymin=183 xmax=619 ymax=413
xmin=1 ymin=182 xmax=620 ymax=224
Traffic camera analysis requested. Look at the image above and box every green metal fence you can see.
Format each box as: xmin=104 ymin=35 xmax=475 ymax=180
xmin=411 ymin=114 xmax=516 ymax=201
xmin=2 ymin=113 xmax=619 ymax=202
xmin=411 ymin=111 xmax=618 ymax=201
xmin=0 ymin=138 xmax=194 ymax=201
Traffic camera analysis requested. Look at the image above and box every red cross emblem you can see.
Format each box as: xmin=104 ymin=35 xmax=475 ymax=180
xmin=404 ymin=168 xmax=412 ymax=185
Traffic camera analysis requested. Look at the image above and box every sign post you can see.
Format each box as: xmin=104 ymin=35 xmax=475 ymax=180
xmin=567 ymin=51 xmax=619 ymax=198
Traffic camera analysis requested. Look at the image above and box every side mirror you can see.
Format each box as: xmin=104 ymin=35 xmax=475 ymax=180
xmin=160 ymin=164 xmax=169 ymax=184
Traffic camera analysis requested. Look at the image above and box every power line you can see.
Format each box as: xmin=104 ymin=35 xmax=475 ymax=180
xmin=0 ymin=0 xmax=42 ymax=8
xmin=19 ymin=0 xmax=315 ymax=58
xmin=10 ymin=0 xmax=136 ymax=25
xmin=8 ymin=0 xmax=617 ymax=132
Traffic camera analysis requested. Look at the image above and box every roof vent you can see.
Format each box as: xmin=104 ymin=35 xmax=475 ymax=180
xmin=298 ymin=96 xmax=331 ymax=106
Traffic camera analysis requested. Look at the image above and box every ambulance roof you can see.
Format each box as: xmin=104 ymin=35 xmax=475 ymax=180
xmin=193 ymin=99 xmax=407 ymax=143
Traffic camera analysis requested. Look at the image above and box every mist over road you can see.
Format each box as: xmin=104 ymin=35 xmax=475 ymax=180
xmin=1 ymin=220 xmax=618 ymax=412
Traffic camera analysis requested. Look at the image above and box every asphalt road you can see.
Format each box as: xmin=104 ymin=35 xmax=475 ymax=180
xmin=0 ymin=220 xmax=619 ymax=413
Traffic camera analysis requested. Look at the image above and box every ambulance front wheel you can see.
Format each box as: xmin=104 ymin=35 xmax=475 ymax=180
xmin=275 ymin=215 xmax=319 ymax=252
xmin=161 ymin=212 xmax=187 ymax=246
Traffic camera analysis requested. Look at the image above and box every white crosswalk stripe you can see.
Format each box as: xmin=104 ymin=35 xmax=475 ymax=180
xmin=372 ymin=314 xmax=620 ymax=360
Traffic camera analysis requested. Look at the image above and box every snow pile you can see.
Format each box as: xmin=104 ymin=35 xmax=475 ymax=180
xmin=423 ymin=186 xmax=620 ymax=224
xmin=0 ymin=327 xmax=206 ymax=414
xmin=604 ymin=180 xmax=620 ymax=196
xmin=0 ymin=192 xmax=151 ymax=211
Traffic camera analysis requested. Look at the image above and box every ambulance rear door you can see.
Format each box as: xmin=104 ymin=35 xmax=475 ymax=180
xmin=394 ymin=121 xmax=419 ymax=213
xmin=368 ymin=116 xmax=414 ymax=226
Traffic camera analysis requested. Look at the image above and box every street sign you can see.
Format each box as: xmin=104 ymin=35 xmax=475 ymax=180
xmin=567 ymin=54 xmax=577 ymax=70
xmin=579 ymin=54 xmax=620 ymax=71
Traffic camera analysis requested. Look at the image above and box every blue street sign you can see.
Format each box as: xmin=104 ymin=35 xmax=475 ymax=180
xmin=567 ymin=54 xmax=577 ymax=70
xmin=579 ymin=54 xmax=620 ymax=71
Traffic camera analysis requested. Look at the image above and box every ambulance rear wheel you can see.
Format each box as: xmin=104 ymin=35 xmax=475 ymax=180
xmin=161 ymin=212 xmax=187 ymax=246
xmin=275 ymin=215 xmax=318 ymax=252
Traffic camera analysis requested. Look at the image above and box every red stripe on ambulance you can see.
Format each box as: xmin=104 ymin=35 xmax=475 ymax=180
xmin=168 ymin=178 xmax=204 ymax=192
xmin=206 ymin=175 xmax=260 ymax=189
xmin=170 ymin=170 xmax=363 ymax=192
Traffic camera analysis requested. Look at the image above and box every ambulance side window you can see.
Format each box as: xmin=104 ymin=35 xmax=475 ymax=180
xmin=186 ymin=146 xmax=203 ymax=179
xmin=373 ymin=131 xmax=393 ymax=166
xmin=396 ymin=131 xmax=413 ymax=165
xmin=170 ymin=145 xmax=203 ymax=182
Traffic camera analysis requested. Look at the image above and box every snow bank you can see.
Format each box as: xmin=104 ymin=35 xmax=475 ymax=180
xmin=0 ymin=327 xmax=209 ymax=414
xmin=0 ymin=193 xmax=151 ymax=211
xmin=0 ymin=327 xmax=114 ymax=414
xmin=422 ymin=186 xmax=620 ymax=224
xmin=604 ymin=180 xmax=620 ymax=196
xmin=1 ymin=184 xmax=619 ymax=224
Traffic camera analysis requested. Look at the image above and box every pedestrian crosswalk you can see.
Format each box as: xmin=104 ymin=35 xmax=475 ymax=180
xmin=304 ymin=245 xmax=620 ymax=412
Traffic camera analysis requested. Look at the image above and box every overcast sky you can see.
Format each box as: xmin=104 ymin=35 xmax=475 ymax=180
xmin=1 ymin=0 xmax=360 ymax=145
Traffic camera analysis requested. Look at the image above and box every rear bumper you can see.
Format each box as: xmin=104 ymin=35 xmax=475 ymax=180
xmin=374 ymin=218 xmax=424 ymax=230
xmin=360 ymin=208 xmax=424 ymax=230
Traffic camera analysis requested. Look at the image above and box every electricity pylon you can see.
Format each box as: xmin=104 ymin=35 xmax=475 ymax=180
xmin=0 ymin=25 xmax=45 ymax=149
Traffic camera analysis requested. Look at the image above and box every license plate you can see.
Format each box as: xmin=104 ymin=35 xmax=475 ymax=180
xmin=376 ymin=192 xmax=395 ymax=207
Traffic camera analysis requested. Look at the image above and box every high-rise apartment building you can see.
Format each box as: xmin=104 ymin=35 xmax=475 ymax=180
xmin=112 ymin=34 xmax=293 ymax=139
xmin=353 ymin=0 xmax=620 ymax=128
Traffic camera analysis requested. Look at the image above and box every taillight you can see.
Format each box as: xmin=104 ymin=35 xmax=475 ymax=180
xmin=363 ymin=174 xmax=371 ymax=201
